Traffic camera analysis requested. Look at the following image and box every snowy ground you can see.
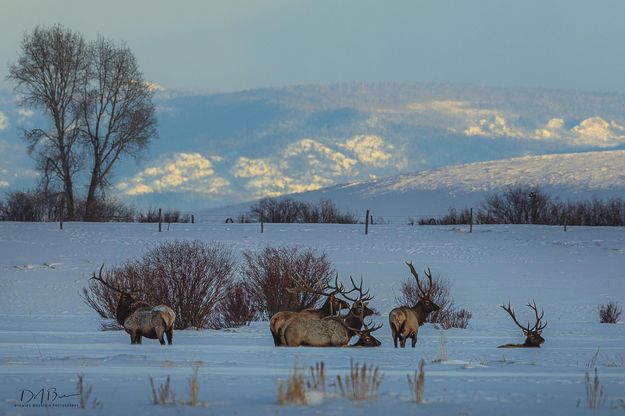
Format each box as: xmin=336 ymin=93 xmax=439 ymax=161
xmin=0 ymin=221 xmax=624 ymax=415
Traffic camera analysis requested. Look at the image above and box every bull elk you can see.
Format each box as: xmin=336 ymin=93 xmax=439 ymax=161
xmin=389 ymin=262 xmax=440 ymax=348
xmin=91 ymin=265 xmax=176 ymax=345
xmin=269 ymin=275 xmax=349 ymax=346
xmin=498 ymin=300 xmax=547 ymax=348
xmin=281 ymin=276 xmax=381 ymax=347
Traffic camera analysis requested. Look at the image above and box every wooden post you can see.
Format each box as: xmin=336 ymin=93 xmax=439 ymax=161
xmin=365 ymin=210 xmax=370 ymax=235
xmin=261 ymin=215 xmax=264 ymax=233
xmin=59 ymin=197 xmax=64 ymax=230
xmin=191 ymin=214 xmax=195 ymax=224
xmin=158 ymin=208 xmax=162 ymax=232
xmin=469 ymin=208 xmax=473 ymax=233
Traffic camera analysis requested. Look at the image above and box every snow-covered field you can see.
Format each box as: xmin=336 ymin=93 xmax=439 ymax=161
xmin=1 ymin=221 xmax=624 ymax=415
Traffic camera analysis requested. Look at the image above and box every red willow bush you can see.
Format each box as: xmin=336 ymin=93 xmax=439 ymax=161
xmin=241 ymin=246 xmax=335 ymax=318
xmin=83 ymin=240 xmax=236 ymax=330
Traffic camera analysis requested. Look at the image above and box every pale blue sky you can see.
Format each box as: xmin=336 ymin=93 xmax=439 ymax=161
xmin=2 ymin=0 xmax=625 ymax=93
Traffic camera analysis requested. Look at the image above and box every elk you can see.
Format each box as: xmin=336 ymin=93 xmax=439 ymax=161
xmin=281 ymin=276 xmax=381 ymax=347
xmin=389 ymin=262 xmax=441 ymax=348
xmin=269 ymin=275 xmax=349 ymax=346
xmin=90 ymin=265 xmax=176 ymax=345
xmin=498 ymin=300 xmax=547 ymax=348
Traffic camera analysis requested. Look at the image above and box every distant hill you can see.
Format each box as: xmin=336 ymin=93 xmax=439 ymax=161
xmin=204 ymin=150 xmax=625 ymax=222
xmin=2 ymin=82 xmax=625 ymax=209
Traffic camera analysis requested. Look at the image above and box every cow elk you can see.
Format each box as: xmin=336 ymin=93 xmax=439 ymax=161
xmin=498 ymin=300 xmax=547 ymax=348
xmin=389 ymin=262 xmax=441 ymax=348
xmin=269 ymin=275 xmax=349 ymax=346
xmin=91 ymin=265 xmax=176 ymax=345
xmin=281 ymin=276 xmax=381 ymax=347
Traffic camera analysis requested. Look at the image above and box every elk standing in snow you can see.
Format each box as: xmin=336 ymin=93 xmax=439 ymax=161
xmin=389 ymin=262 xmax=440 ymax=348
xmin=91 ymin=265 xmax=176 ymax=345
xmin=498 ymin=300 xmax=547 ymax=348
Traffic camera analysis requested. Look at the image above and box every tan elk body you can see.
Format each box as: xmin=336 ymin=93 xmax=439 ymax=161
xmin=389 ymin=263 xmax=440 ymax=348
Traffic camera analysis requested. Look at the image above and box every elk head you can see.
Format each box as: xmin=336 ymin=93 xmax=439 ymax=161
xmin=90 ymin=264 xmax=138 ymax=325
xmin=406 ymin=262 xmax=440 ymax=315
xmin=500 ymin=300 xmax=547 ymax=347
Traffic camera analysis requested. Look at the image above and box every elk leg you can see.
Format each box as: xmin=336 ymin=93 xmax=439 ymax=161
xmin=391 ymin=328 xmax=398 ymax=348
xmin=166 ymin=328 xmax=173 ymax=345
xmin=130 ymin=332 xmax=136 ymax=344
xmin=271 ymin=330 xmax=281 ymax=346
xmin=411 ymin=334 xmax=417 ymax=348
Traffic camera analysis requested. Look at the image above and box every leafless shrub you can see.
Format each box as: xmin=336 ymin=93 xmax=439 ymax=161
xmin=278 ymin=362 xmax=308 ymax=405
xmin=210 ymin=281 xmax=257 ymax=329
xmin=83 ymin=241 xmax=236 ymax=330
xmin=418 ymin=208 xmax=472 ymax=225
xmin=395 ymin=272 xmax=471 ymax=329
xmin=241 ymin=246 xmax=334 ymax=318
xmin=336 ymin=360 xmax=383 ymax=402
xmin=407 ymin=359 xmax=426 ymax=404
xmin=137 ymin=208 xmax=190 ymax=223
xmin=250 ymin=197 xmax=357 ymax=224
xmin=599 ymin=301 xmax=622 ymax=323
xmin=149 ymin=375 xmax=176 ymax=405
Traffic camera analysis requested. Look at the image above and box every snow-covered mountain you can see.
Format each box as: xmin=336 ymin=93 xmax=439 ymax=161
xmin=212 ymin=150 xmax=625 ymax=221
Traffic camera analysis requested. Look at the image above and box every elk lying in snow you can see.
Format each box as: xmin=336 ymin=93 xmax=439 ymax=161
xmin=269 ymin=275 xmax=349 ymax=346
xmin=91 ymin=265 xmax=176 ymax=345
xmin=498 ymin=300 xmax=547 ymax=348
xmin=389 ymin=262 xmax=441 ymax=348
xmin=281 ymin=277 xmax=381 ymax=347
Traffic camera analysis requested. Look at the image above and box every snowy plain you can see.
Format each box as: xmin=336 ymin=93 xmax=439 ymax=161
xmin=0 ymin=221 xmax=624 ymax=415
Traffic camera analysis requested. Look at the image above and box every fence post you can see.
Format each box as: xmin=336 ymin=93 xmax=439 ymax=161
xmin=261 ymin=214 xmax=264 ymax=233
xmin=469 ymin=208 xmax=473 ymax=233
xmin=59 ymin=197 xmax=64 ymax=230
xmin=158 ymin=208 xmax=162 ymax=232
xmin=191 ymin=214 xmax=195 ymax=224
xmin=365 ymin=209 xmax=370 ymax=235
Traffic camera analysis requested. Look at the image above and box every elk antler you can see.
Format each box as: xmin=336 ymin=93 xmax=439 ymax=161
xmin=500 ymin=301 xmax=533 ymax=333
xmin=90 ymin=264 xmax=127 ymax=295
xmin=406 ymin=262 xmax=433 ymax=298
xmin=286 ymin=273 xmax=344 ymax=297
xmin=339 ymin=275 xmax=374 ymax=304
xmin=526 ymin=300 xmax=547 ymax=332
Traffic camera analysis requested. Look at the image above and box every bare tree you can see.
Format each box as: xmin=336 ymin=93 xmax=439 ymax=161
xmin=80 ymin=36 xmax=157 ymax=220
xmin=8 ymin=25 xmax=89 ymax=219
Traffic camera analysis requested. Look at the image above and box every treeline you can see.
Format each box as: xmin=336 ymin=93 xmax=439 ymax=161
xmin=246 ymin=197 xmax=358 ymax=224
xmin=0 ymin=189 xmax=189 ymax=223
xmin=420 ymin=186 xmax=625 ymax=226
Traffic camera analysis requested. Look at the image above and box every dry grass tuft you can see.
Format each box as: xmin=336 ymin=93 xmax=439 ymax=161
xmin=336 ymin=360 xmax=383 ymax=402
xmin=149 ymin=375 xmax=176 ymax=405
xmin=585 ymin=366 xmax=605 ymax=409
xmin=599 ymin=301 xmax=622 ymax=323
xmin=76 ymin=373 xmax=102 ymax=408
xmin=186 ymin=365 xmax=202 ymax=407
xmin=407 ymin=359 xmax=426 ymax=404
xmin=306 ymin=361 xmax=326 ymax=395
xmin=278 ymin=362 xmax=308 ymax=405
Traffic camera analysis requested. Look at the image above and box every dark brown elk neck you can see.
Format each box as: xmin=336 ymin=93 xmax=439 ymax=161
xmin=317 ymin=297 xmax=336 ymax=316
xmin=411 ymin=302 xmax=432 ymax=324
xmin=116 ymin=294 xmax=135 ymax=325
xmin=343 ymin=314 xmax=364 ymax=337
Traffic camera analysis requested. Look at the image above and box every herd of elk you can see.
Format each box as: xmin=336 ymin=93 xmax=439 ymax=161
xmin=91 ymin=265 xmax=176 ymax=345
xmin=269 ymin=275 xmax=349 ymax=346
xmin=498 ymin=300 xmax=547 ymax=348
xmin=280 ymin=276 xmax=382 ymax=347
xmin=389 ymin=262 xmax=441 ymax=348
xmin=90 ymin=261 xmax=548 ymax=349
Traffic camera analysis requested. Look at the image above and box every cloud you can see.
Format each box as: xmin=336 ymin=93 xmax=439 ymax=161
xmin=340 ymin=135 xmax=398 ymax=168
xmin=0 ymin=112 xmax=8 ymax=130
xmin=117 ymin=152 xmax=230 ymax=196
xmin=232 ymin=135 xmax=406 ymax=198
xmin=18 ymin=109 xmax=33 ymax=118
xmin=571 ymin=117 xmax=625 ymax=147
xmin=533 ymin=118 xmax=566 ymax=139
